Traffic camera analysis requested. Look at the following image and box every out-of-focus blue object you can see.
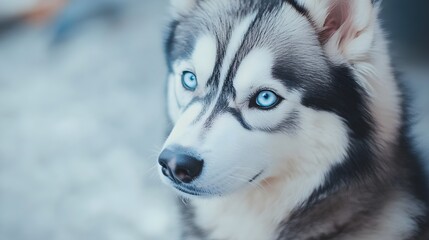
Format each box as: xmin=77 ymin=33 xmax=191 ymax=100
xmin=51 ymin=0 xmax=125 ymax=43
xmin=379 ymin=0 xmax=429 ymax=61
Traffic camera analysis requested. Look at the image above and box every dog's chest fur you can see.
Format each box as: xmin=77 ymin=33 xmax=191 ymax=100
xmin=193 ymin=198 xmax=276 ymax=240
xmin=183 ymin=187 xmax=425 ymax=240
xmin=187 ymin=176 xmax=327 ymax=240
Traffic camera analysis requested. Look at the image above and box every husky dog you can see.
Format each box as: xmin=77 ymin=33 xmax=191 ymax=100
xmin=158 ymin=0 xmax=429 ymax=239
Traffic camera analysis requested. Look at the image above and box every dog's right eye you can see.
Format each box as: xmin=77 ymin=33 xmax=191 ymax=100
xmin=181 ymin=71 xmax=198 ymax=91
xmin=249 ymin=90 xmax=282 ymax=110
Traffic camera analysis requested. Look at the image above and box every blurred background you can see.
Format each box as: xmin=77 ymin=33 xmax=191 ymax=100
xmin=0 ymin=1 xmax=427 ymax=240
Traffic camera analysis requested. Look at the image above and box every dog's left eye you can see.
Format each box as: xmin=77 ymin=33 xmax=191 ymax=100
xmin=181 ymin=71 xmax=198 ymax=91
xmin=250 ymin=90 xmax=282 ymax=110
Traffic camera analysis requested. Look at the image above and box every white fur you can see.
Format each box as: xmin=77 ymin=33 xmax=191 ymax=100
xmin=167 ymin=74 xmax=181 ymax=121
xmin=192 ymin=34 xmax=218 ymax=90
xmin=352 ymin=24 xmax=402 ymax=155
xmin=163 ymin=103 xmax=204 ymax=151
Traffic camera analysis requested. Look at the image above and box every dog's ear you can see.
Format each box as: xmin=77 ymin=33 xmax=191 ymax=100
xmin=170 ymin=0 xmax=199 ymax=18
xmin=297 ymin=0 xmax=378 ymax=63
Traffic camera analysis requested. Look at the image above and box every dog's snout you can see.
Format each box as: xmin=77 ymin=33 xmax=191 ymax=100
xmin=158 ymin=148 xmax=203 ymax=184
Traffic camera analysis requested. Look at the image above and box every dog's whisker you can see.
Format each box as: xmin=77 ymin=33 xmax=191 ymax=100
xmin=146 ymin=144 xmax=164 ymax=158
xmin=227 ymin=174 xmax=267 ymax=194
xmin=143 ymin=163 xmax=159 ymax=177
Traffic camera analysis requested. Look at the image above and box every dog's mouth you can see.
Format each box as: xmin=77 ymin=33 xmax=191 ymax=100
xmin=167 ymin=170 xmax=265 ymax=198
xmin=172 ymin=184 xmax=214 ymax=197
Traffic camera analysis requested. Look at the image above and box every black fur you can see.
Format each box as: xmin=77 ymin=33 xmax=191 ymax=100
xmin=284 ymin=0 xmax=309 ymax=18
xmin=226 ymin=108 xmax=252 ymax=130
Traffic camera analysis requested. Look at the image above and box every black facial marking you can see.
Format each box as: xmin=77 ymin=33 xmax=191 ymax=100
xmin=191 ymin=24 xmax=236 ymax=125
xmin=203 ymin=13 xmax=260 ymax=129
xmin=226 ymin=107 xmax=252 ymax=130
xmin=203 ymin=94 xmax=229 ymax=129
xmin=191 ymin=100 xmax=210 ymax=125
xmin=182 ymin=97 xmax=204 ymax=114
xmin=302 ymin=65 xmax=373 ymax=139
xmin=284 ymin=0 xmax=309 ymax=18
xmin=206 ymin=35 xmax=230 ymax=89
xmin=263 ymin=110 xmax=300 ymax=133
xmin=193 ymin=39 xmax=229 ymax=123
xmin=272 ymin=63 xmax=304 ymax=90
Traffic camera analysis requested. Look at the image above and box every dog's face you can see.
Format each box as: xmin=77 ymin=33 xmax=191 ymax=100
xmin=159 ymin=0 xmax=380 ymax=197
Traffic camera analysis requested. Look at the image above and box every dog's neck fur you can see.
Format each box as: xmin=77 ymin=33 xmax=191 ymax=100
xmin=183 ymin=157 xmax=427 ymax=240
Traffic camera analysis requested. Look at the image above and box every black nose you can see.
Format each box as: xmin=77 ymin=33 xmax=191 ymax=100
xmin=158 ymin=148 xmax=204 ymax=184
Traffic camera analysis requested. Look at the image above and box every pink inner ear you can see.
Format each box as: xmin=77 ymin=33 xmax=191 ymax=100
xmin=319 ymin=1 xmax=351 ymax=45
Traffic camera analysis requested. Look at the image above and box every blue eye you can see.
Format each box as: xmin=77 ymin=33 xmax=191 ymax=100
xmin=181 ymin=71 xmax=198 ymax=91
xmin=254 ymin=90 xmax=281 ymax=109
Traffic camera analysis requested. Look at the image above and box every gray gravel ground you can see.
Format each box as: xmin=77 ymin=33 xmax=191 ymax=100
xmin=0 ymin=1 xmax=428 ymax=240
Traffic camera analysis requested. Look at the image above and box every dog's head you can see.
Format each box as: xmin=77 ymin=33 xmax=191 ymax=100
xmin=158 ymin=0 xmax=399 ymax=198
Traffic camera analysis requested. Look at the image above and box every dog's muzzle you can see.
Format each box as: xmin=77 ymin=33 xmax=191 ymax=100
xmin=158 ymin=148 xmax=204 ymax=184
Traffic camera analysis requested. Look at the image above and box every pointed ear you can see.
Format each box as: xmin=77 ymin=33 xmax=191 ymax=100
xmin=297 ymin=0 xmax=378 ymax=63
xmin=170 ymin=0 xmax=198 ymax=18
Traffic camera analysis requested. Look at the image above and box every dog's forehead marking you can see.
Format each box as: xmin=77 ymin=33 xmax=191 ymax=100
xmin=217 ymin=13 xmax=258 ymax=91
xmin=200 ymin=13 xmax=258 ymax=127
xmin=187 ymin=13 xmax=257 ymax=128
